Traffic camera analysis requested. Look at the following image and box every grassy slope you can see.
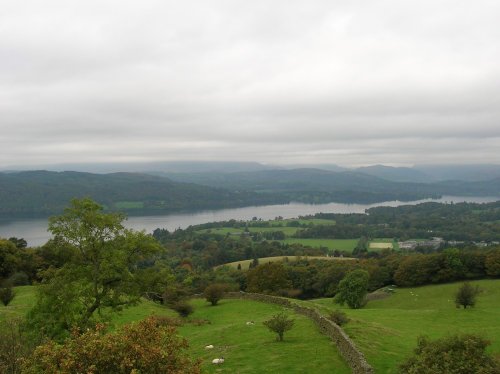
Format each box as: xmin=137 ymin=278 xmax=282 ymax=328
xmin=310 ymin=279 xmax=500 ymax=374
xmin=0 ymin=287 xmax=350 ymax=374
xmin=180 ymin=298 xmax=350 ymax=373
xmin=217 ymin=256 xmax=355 ymax=270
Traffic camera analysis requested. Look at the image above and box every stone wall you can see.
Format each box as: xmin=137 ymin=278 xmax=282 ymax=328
xmin=225 ymin=292 xmax=374 ymax=374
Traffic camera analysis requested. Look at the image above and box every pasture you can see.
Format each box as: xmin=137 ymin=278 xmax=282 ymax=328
xmin=0 ymin=287 xmax=350 ymax=373
xmin=216 ymin=255 xmax=355 ymax=270
xmin=309 ymin=279 xmax=500 ymax=373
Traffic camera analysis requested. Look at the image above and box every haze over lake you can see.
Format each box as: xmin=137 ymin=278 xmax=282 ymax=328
xmin=0 ymin=195 xmax=497 ymax=247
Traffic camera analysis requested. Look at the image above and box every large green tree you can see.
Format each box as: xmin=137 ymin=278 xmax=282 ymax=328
xmin=26 ymin=198 xmax=160 ymax=339
xmin=334 ymin=269 xmax=369 ymax=309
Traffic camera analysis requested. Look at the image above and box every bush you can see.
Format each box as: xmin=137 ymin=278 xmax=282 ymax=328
xmin=22 ymin=316 xmax=201 ymax=374
xmin=8 ymin=272 xmax=30 ymax=286
xmin=399 ymin=334 xmax=500 ymax=374
xmin=263 ymin=312 xmax=294 ymax=341
xmin=162 ymin=286 xmax=188 ymax=306
xmin=328 ymin=310 xmax=349 ymax=326
xmin=203 ymin=284 xmax=226 ymax=306
xmin=0 ymin=318 xmax=36 ymax=374
xmin=172 ymin=301 xmax=194 ymax=318
xmin=0 ymin=286 xmax=15 ymax=306
xmin=455 ymin=282 xmax=481 ymax=309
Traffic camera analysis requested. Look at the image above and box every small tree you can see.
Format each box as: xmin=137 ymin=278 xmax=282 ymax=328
xmin=172 ymin=301 xmax=194 ymax=318
xmin=204 ymin=284 xmax=226 ymax=306
xmin=263 ymin=312 xmax=294 ymax=341
xmin=0 ymin=286 xmax=15 ymax=306
xmin=399 ymin=334 xmax=500 ymax=373
xmin=455 ymin=282 xmax=480 ymax=309
xmin=334 ymin=269 xmax=369 ymax=309
xmin=328 ymin=310 xmax=349 ymax=326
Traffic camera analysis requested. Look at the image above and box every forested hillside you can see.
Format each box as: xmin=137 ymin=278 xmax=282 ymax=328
xmin=0 ymin=171 xmax=286 ymax=218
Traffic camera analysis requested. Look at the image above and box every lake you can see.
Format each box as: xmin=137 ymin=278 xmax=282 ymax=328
xmin=0 ymin=195 xmax=497 ymax=247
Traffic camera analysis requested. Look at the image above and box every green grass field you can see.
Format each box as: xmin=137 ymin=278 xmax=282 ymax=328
xmin=114 ymin=201 xmax=145 ymax=209
xmin=179 ymin=298 xmax=350 ymax=373
xmin=217 ymin=255 xmax=355 ymax=270
xmin=281 ymin=238 xmax=359 ymax=252
xmin=0 ymin=287 xmax=350 ymax=373
xmin=309 ymin=279 xmax=500 ymax=373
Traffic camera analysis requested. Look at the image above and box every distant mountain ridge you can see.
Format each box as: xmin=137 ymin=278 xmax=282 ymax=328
xmin=0 ymin=170 xmax=286 ymax=218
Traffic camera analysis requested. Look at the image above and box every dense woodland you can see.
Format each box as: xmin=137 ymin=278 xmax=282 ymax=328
xmin=1 ymin=168 xmax=499 ymax=218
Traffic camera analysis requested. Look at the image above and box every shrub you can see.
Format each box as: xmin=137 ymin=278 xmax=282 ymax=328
xmin=263 ymin=312 xmax=294 ymax=341
xmin=22 ymin=316 xmax=201 ymax=374
xmin=399 ymin=334 xmax=500 ymax=374
xmin=455 ymin=282 xmax=481 ymax=309
xmin=0 ymin=318 xmax=36 ymax=374
xmin=328 ymin=310 xmax=349 ymax=326
xmin=8 ymin=272 xmax=30 ymax=286
xmin=0 ymin=286 xmax=15 ymax=306
xmin=172 ymin=301 xmax=194 ymax=318
xmin=203 ymin=284 xmax=226 ymax=306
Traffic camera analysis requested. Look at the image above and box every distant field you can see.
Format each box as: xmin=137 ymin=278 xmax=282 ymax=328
xmin=114 ymin=201 xmax=145 ymax=209
xmin=217 ymin=255 xmax=355 ymax=270
xmin=197 ymin=218 xmax=336 ymax=237
xmin=281 ymin=238 xmax=359 ymax=252
xmin=309 ymin=279 xmax=500 ymax=373
xmin=369 ymin=242 xmax=393 ymax=249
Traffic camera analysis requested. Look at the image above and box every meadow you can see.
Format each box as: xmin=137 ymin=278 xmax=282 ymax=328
xmin=0 ymin=287 xmax=350 ymax=374
xmin=216 ymin=255 xmax=355 ymax=270
xmin=310 ymin=279 xmax=500 ymax=373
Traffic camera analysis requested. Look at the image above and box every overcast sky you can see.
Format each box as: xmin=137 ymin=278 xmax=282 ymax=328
xmin=1 ymin=0 xmax=499 ymax=168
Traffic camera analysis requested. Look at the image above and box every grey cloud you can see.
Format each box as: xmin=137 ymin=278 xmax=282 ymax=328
xmin=1 ymin=0 xmax=499 ymax=167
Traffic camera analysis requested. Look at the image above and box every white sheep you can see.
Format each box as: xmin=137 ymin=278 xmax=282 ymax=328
xmin=205 ymin=344 xmax=214 ymax=349
xmin=246 ymin=321 xmax=255 ymax=325
xmin=212 ymin=357 xmax=225 ymax=364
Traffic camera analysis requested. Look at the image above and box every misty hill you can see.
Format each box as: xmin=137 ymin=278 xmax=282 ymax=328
xmin=3 ymin=161 xmax=277 ymax=174
xmin=165 ymin=168 xmax=500 ymax=203
xmin=413 ymin=164 xmax=500 ymax=182
xmin=0 ymin=171 xmax=286 ymax=218
xmin=356 ymin=165 xmax=431 ymax=183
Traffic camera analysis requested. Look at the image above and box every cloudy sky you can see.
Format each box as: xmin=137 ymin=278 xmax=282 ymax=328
xmin=1 ymin=0 xmax=499 ymax=168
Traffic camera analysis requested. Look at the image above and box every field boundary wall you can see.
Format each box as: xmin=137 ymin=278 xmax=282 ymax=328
xmin=225 ymin=292 xmax=374 ymax=374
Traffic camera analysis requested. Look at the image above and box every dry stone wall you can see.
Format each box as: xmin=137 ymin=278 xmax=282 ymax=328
xmin=225 ymin=292 xmax=374 ymax=374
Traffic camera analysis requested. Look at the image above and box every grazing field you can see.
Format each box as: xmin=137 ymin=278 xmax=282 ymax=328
xmin=281 ymin=238 xmax=359 ymax=252
xmin=309 ymin=279 xmax=500 ymax=373
xmin=179 ymin=298 xmax=350 ymax=374
xmin=217 ymin=255 xmax=355 ymax=270
xmin=0 ymin=287 xmax=350 ymax=373
xmin=368 ymin=242 xmax=393 ymax=250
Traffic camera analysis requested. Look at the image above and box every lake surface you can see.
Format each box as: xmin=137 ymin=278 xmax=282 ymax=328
xmin=0 ymin=195 xmax=497 ymax=247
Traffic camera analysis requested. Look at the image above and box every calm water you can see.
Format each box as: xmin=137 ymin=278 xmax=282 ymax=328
xmin=0 ymin=195 xmax=497 ymax=247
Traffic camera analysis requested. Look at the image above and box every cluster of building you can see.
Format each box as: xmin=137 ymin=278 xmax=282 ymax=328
xmin=398 ymin=238 xmax=500 ymax=250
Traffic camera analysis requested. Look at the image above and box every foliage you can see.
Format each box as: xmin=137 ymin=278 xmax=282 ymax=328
xmin=399 ymin=334 xmax=500 ymax=374
xmin=203 ymin=283 xmax=226 ymax=306
xmin=0 ymin=318 xmax=37 ymax=374
xmin=25 ymin=198 xmax=160 ymax=340
xmin=172 ymin=301 xmax=194 ymax=318
xmin=0 ymin=286 xmax=15 ymax=306
xmin=328 ymin=310 xmax=349 ymax=326
xmin=263 ymin=312 xmax=295 ymax=341
xmin=247 ymin=262 xmax=291 ymax=294
xmin=22 ymin=316 xmax=201 ymax=374
xmin=455 ymin=282 xmax=481 ymax=309
xmin=486 ymin=251 xmax=500 ymax=276
xmin=334 ymin=269 xmax=369 ymax=309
